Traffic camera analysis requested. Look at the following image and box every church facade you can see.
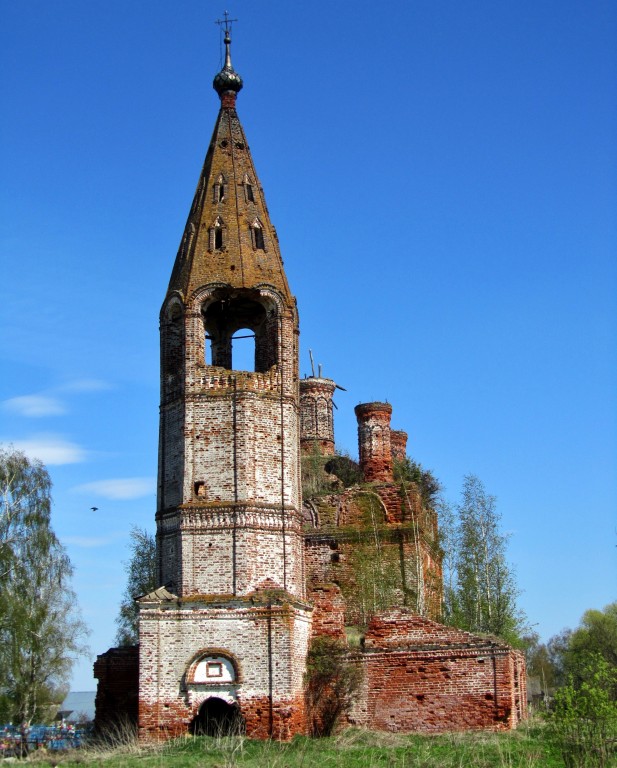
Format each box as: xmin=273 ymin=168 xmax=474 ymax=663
xmin=94 ymin=29 xmax=526 ymax=740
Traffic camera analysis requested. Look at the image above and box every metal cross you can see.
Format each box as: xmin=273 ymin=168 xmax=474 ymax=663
xmin=215 ymin=10 xmax=238 ymax=35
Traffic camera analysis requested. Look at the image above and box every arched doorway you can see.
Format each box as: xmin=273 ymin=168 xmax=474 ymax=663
xmin=189 ymin=697 xmax=243 ymax=736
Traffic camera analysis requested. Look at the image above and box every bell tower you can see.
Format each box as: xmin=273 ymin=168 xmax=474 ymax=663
xmin=138 ymin=25 xmax=311 ymax=740
xmin=157 ymin=25 xmax=302 ymax=602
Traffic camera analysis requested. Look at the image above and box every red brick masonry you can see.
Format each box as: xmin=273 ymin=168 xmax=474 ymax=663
xmin=349 ymin=610 xmax=526 ymax=732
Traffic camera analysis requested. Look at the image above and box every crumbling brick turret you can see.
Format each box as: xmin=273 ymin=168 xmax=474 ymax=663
xmin=390 ymin=429 xmax=408 ymax=463
xmin=300 ymin=377 xmax=336 ymax=456
xmin=355 ymin=402 xmax=393 ymax=483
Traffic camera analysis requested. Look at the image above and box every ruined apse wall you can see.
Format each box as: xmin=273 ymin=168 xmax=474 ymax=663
xmin=302 ymin=398 xmax=443 ymax=625
xmin=348 ymin=612 xmax=527 ymax=732
xmin=300 ymin=397 xmax=527 ymax=733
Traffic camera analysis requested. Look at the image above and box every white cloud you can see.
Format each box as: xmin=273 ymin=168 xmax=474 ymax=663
xmin=72 ymin=477 xmax=155 ymax=500
xmin=3 ymin=394 xmax=66 ymax=417
xmin=11 ymin=434 xmax=87 ymax=465
xmin=2 ymin=380 xmax=113 ymax=420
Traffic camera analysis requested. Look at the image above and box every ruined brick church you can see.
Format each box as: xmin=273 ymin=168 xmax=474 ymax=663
xmin=94 ymin=28 xmax=526 ymax=739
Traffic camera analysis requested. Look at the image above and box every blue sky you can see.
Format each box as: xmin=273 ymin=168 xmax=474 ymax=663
xmin=1 ymin=1 xmax=615 ymax=691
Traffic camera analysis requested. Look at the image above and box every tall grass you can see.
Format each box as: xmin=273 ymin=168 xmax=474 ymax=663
xmin=24 ymin=719 xmax=564 ymax=768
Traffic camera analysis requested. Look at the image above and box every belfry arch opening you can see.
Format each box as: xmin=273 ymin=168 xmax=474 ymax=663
xmin=203 ymin=291 xmax=278 ymax=372
xmin=231 ymin=327 xmax=255 ymax=371
xmin=189 ymin=697 xmax=243 ymax=737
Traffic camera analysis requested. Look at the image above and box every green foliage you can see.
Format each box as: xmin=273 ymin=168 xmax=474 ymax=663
xmin=0 ymin=447 xmax=89 ymax=724
xmin=568 ymin=602 xmax=617 ymax=672
xmin=327 ymin=451 xmax=363 ymax=489
xmin=548 ymin=652 xmax=617 ymax=767
xmin=301 ymin=445 xmax=331 ymax=498
xmin=301 ymin=447 xmax=363 ymax=499
xmin=547 ymin=628 xmax=575 ymax=688
xmin=442 ymin=474 xmax=527 ymax=645
xmin=523 ymin=632 xmax=559 ymax=703
xmin=345 ymin=539 xmax=401 ymax=627
xmin=537 ymin=603 xmax=617 ymax=698
xmin=304 ymin=636 xmax=362 ymax=737
xmin=335 ymin=493 xmax=427 ymax=625
xmin=115 ymin=526 xmax=158 ymax=646
xmin=393 ymin=456 xmax=441 ymax=505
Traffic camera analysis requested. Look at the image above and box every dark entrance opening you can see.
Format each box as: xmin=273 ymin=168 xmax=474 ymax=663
xmin=189 ymin=697 xmax=243 ymax=736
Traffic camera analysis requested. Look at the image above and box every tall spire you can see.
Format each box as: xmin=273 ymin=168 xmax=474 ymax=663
xmin=165 ymin=14 xmax=292 ymax=308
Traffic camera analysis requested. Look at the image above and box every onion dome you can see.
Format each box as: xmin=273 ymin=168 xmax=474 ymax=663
xmin=213 ymin=29 xmax=243 ymax=98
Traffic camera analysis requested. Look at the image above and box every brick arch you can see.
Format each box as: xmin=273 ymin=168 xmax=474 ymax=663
xmin=250 ymin=284 xmax=286 ymax=314
xmin=188 ymin=281 xmax=231 ymax=311
xmin=339 ymin=489 xmax=390 ymax=526
xmin=160 ymin=291 xmax=185 ymax=321
xmin=185 ymin=648 xmax=243 ymax=685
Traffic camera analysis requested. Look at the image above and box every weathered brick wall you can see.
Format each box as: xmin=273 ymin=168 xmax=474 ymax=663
xmin=93 ymin=646 xmax=139 ymax=731
xmin=307 ymin=581 xmax=346 ymax=639
xmin=156 ymin=504 xmax=305 ymax=599
xmin=157 ymin=294 xmax=303 ymax=599
xmin=300 ymin=377 xmax=336 ymax=456
xmin=347 ymin=611 xmax=526 ymax=733
xmin=138 ymin=597 xmax=311 ymax=740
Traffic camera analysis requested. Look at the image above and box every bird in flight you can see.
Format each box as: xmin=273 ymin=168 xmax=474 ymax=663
xmin=90 ymin=506 xmax=99 ymax=512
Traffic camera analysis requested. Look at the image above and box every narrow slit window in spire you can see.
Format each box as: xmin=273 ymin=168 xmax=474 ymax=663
xmin=213 ymin=174 xmax=226 ymax=203
xmin=251 ymin=219 xmax=265 ymax=251
xmin=209 ymin=217 xmax=225 ymax=251
xmin=243 ymin=174 xmax=255 ymax=203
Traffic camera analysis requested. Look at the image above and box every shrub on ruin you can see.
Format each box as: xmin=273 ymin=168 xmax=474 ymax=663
xmin=301 ymin=446 xmax=332 ymax=498
xmin=302 ymin=448 xmax=363 ymax=499
xmin=326 ymin=451 xmax=363 ymax=489
xmin=393 ymin=456 xmax=441 ymax=505
xmin=304 ymin=636 xmax=362 ymax=737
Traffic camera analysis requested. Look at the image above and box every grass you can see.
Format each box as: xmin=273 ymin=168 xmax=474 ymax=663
xmin=22 ymin=720 xmax=568 ymax=768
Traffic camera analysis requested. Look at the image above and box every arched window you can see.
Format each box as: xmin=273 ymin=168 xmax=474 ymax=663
xmin=209 ymin=217 xmax=225 ymax=252
xmin=250 ymin=219 xmax=265 ymax=250
xmin=213 ymin=174 xmax=226 ymax=203
xmin=243 ymin=174 xmax=255 ymax=203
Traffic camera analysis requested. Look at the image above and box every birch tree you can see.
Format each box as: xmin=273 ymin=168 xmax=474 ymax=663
xmin=115 ymin=526 xmax=157 ymax=646
xmin=443 ymin=474 xmax=525 ymax=644
xmin=0 ymin=448 xmax=88 ymax=724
